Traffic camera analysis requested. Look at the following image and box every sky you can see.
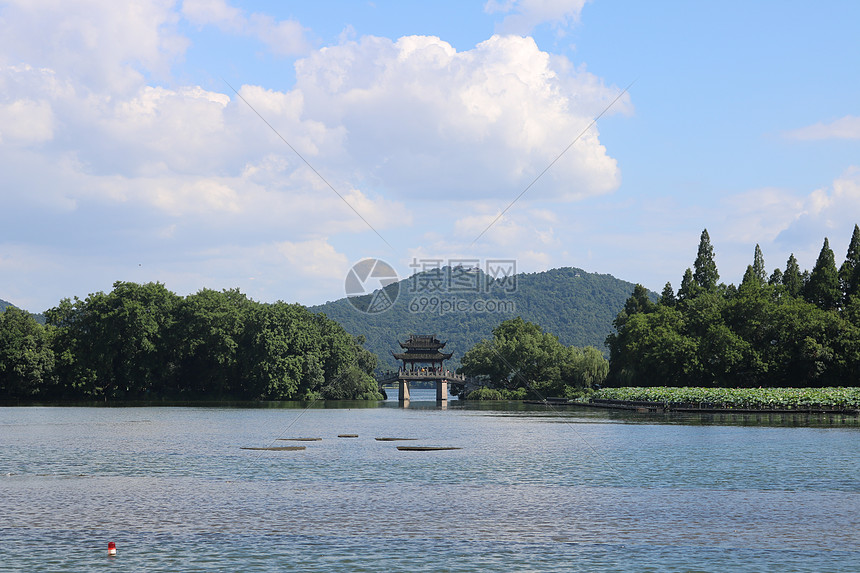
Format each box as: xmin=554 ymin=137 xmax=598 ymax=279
xmin=1 ymin=0 xmax=859 ymax=312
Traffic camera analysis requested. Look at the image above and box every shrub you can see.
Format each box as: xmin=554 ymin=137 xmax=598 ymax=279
xmin=466 ymin=387 xmax=503 ymax=401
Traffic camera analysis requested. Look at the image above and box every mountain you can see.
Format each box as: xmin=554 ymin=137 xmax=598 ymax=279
xmin=310 ymin=266 xmax=649 ymax=371
xmin=0 ymin=298 xmax=12 ymax=313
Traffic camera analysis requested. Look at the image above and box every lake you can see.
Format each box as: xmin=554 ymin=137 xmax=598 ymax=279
xmin=2 ymin=391 xmax=859 ymax=572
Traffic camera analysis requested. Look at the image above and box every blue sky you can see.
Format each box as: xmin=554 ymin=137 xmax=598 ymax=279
xmin=1 ymin=0 xmax=859 ymax=312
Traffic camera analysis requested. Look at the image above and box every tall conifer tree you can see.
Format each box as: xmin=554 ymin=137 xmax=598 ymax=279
xmin=740 ymin=265 xmax=758 ymax=289
xmin=693 ymin=229 xmax=719 ymax=291
xmin=679 ymin=268 xmax=697 ymax=300
xmin=768 ymin=268 xmax=783 ymax=286
xmin=839 ymin=223 xmax=860 ymax=302
xmin=783 ymin=254 xmax=803 ymax=298
xmin=804 ymin=238 xmax=840 ymax=310
xmin=753 ymin=244 xmax=767 ymax=284
xmin=660 ymin=282 xmax=677 ymax=307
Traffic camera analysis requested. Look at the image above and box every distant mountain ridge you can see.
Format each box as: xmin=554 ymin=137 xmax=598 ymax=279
xmin=0 ymin=298 xmax=47 ymax=324
xmin=310 ymin=266 xmax=650 ymax=371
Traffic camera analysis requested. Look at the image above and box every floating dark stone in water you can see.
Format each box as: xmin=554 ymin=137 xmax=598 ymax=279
xmin=338 ymin=434 xmax=359 ymax=438
xmin=397 ymin=446 xmax=462 ymax=451
xmin=240 ymin=446 xmax=306 ymax=451
xmin=278 ymin=438 xmax=322 ymax=442
xmin=375 ymin=437 xmax=419 ymax=441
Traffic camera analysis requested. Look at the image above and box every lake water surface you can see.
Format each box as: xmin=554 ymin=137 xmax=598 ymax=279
xmin=2 ymin=391 xmax=859 ymax=572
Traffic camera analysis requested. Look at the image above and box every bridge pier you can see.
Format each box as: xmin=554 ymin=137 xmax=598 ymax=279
xmin=398 ymin=378 xmax=410 ymax=404
xmin=436 ymin=380 xmax=448 ymax=402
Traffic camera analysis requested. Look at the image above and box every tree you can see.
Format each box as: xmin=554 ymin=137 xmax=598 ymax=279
xmin=678 ymin=268 xmax=698 ymax=301
xmin=0 ymin=307 xmax=55 ymax=398
xmin=753 ymin=244 xmax=767 ymax=285
xmin=804 ymin=238 xmax=840 ymax=311
xmin=740 ymin=265 xmax=759 ymax=290
xmin=783 ymin=254 xmax=803 ymax=298
xmin=768 ymin=268 xmax=784 ymax=286
xmin=46 ymin=282 xmax=180 ymax=399
xmin=660 ymin=282 xmax=677 ymax=307
xmin=693 ymin=229 xmax=719 ymax=291
xmin=624 ymin=284 xmax=655 ymax=316
xmin=839 ymin=223 xmax=860 ymax=304
xmin=171 ymin=288 xmax=251 ymax=397
xmin=461 ymin=317 xmax=607 ymax=397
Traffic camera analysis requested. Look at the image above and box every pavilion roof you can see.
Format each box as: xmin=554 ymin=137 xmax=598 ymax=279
xmin=398 ymin=334 xmax=446 ymax=350
xmin=391 ymin=351 xmax=453 ymax=362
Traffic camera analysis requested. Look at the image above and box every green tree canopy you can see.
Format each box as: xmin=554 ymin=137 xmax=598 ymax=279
xmin=606 ymin=225 xmax=860 ymax=388
xmin=460 ymin=317 xmax=608 ymax=398
xmin=34 ymin=282 xmax=381 ymax=401
xmin=0 ymin=307 xmax=54 ymax=398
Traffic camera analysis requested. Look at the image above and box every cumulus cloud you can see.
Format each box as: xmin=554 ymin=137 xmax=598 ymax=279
xmin=276 ymin=239 xmax=350 ymax=280
xmin=0 ymin=0 xmax=632 ymax=310
xmin=721 ymin=187 xmax=806 ymax=244
xmin=777 ymin=168 xmax=860 ymax=238
xmin=485 ymin=0 xmax=589 ymax=34
xmin=784 ymin=116 xmax=860 ymax=140
xmin=182 ymin=0 xmax=313 ymax=56
xmin=711 ymin=169 xmax=860 ymax=271
xmin=295 ymin=34 xmax=626 ymax=201
xmin=0 ymin=0 xmax=187 ymax=93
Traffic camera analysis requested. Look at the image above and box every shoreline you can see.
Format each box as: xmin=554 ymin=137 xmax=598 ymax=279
xmin=524 ymin=398 xmax=859 ymax=415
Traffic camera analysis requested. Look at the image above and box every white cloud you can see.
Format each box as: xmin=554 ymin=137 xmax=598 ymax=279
xmin=784 ymin=115 xmax=860 ymax=140
xmin=0 ymin=98 xmax=53 ymax=144
xmin=485 ymin=0 xmax=589 ymax=34
xmin=699 ymin=169 xmax=860 ymax=278
xmin=295 ymin=34 xmax=626 ymax=202
xmin=180 ymin=0 xmax=242 ymax=31
xmin=182 ymin=0 xmax=313 ymax=56
xmin=0 ymin=0 xmax=187 ymax=93
xmin=276 ymin=239 xmax=350 ymax=280
xmin=777 ymin=168 xmax=860 ymax=240
xmin=721 ymin=187 xmax=805 ymax=244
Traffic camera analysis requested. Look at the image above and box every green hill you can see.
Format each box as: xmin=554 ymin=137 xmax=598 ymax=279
xmin=0 ymin=298 xmax=47 ymax=324
xmin=310 ymin=266 xmax=650 ymax=371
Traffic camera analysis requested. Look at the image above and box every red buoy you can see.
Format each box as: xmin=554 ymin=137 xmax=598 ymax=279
xmin=108 ymin=542 xmax=117 ymax=556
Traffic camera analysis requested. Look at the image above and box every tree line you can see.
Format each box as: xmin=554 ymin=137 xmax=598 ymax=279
xmin=0 ymin=282 xmax=381 ymax=401
xmin=606 ymin=225 xmax=860 ymax=387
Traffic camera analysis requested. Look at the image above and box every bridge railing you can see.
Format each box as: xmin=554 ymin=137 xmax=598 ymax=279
xmin=375 ymin=369 xmax=467 ymax=383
